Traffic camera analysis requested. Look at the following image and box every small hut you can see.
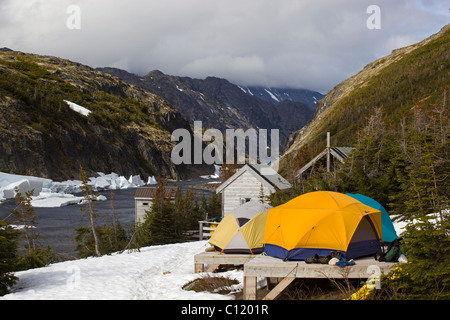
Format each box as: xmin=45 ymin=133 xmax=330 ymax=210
xmin=134 ymin=187 xmax=177 ymax=223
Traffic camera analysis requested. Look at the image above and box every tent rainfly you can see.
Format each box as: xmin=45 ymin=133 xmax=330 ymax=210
xmin=264 ymin=191 xmax=383 ymax=260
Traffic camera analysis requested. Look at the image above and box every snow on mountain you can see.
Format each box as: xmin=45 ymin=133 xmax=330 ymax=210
xmin=240 ymin=86 xmax=324 ymax=108
xmin=0 ymin=241 xmax=244 ymax=300
xmin=264 ymin=88 xmax=280 ymax=103
xmin=64 ymin=100 xmax=91 ymax=117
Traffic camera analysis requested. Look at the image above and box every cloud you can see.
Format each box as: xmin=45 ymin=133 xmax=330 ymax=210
xmin=181 ymin=55 xmax=266 ymax=84
xmin=0 ymin=0 xmax=447 ymax=93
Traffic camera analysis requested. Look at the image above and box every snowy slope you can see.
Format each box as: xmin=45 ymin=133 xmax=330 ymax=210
xmin=1 ymin=241 xmax=244 ymax=300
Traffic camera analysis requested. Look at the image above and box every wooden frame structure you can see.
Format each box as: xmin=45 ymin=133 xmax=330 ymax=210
xmin=295 ymin=132 xmax=354 ymax=179
xmin=194 ymin=252 xmax=396 ymax=300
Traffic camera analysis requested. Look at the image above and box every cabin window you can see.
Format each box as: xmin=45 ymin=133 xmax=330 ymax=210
xmin=142 ymin=202 xmax=149 ymax=206
xmin=240 ymin=198 xmax=251 ymax=205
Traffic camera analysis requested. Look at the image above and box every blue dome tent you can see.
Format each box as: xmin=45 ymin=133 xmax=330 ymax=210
xmin=346 ymin=193 xmax=398 ymax=243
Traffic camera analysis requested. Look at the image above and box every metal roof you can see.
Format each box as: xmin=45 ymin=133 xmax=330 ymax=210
xmin=134 ymin=186 xmax=178 ymax=199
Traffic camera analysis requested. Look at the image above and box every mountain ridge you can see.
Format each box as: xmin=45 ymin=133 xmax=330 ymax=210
xmin=98 ymin=67 xmax=316 ymax=148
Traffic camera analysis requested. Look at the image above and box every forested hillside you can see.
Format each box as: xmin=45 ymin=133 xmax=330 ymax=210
xmin=0 ymin=51 xmax=212 ymax=180
xmin=272 ymin=25 xmax=449 ymax=299
xmin=281 ymin=24 xmax=450 ymax=174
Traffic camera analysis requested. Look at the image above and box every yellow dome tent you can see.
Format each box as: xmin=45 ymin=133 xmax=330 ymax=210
xmin=209 ymin=201 xmax=271 ymax=254
xmin=263 ymin=191 xmax=383 ymax=260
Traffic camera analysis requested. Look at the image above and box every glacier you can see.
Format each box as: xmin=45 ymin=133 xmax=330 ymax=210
xmin=0 ymin=171 xmax=157 ymax=207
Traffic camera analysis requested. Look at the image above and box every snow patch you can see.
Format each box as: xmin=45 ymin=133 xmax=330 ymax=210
xmin=30 ymin=193 xmax=85 ymax=207
xmin=264 ymin=89 xmax=280 ymax=103
xmin=64 ymin=100 xmax=91 ymax=117
xmin=237 ymin=85 xmax=247 ymax=94
xmin=200 ymin=165 xmax=220 ymax=180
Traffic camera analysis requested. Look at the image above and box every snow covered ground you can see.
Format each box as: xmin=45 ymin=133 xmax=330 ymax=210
xmin=1 ymin=241 xmax=244 ymax=300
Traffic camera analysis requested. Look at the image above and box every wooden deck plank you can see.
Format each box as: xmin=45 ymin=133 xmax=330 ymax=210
xmin=194 ymin=252 xmax=257 ymax=273
xmin=244 ymin=255 xmax=394 ymax=278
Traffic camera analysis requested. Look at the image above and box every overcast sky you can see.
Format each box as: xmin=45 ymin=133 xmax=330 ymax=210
xmin=0 ymin=0 xmax=448 ymax=93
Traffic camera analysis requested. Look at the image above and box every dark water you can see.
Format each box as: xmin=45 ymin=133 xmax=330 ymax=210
xmin=0 ymin=179 xmax=217 ymax=257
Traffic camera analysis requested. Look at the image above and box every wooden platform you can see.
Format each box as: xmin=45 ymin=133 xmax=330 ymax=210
xmin=194 ymin=251 xmax=257 ymax=273
xmin=243 ymin=255 xmax=396 ymax=300
xmin=194 ymin=252 xmax=396 ymax=300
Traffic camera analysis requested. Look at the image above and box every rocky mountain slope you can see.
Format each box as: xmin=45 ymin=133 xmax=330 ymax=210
xmin=0 ymin=51 xmax=212 ymax=181
xmin=280 ymin=24 xmax=450 ymax=175
xmin=98 ymin=68 xmax=316 ymax=147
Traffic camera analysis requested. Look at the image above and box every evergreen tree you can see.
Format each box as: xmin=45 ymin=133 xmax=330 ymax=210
xmin=10 ymin=188 xmax=53 ymax=269
xmin=75 ymin=168 xmax=131 ymax=257
xmin=77 ymin=166 xmax=101 ymax=257
xmin=0 ymin=220 xmax=21 ymax=295
xmin=103 ymin=189 xmax=129 ymax=253
xmin=273 ymin=93 xmax=449 ymax=299
xmin=390 ymin=104 xmax=449 ymax=221
xmin=399 ymin=213 xmax=450 ymax=299
xmin=174 ymin=187 xmax=203 ymax=236
xmin=75 ymin=223 xmax=129 ymax=258
xmin=206 ymin=192 xmax=222 ymax=219
xmin=11 ymin=188 xmax=38 ymax=252
xmin=138 ymin=178 xmax=179 ymax=246
xmin=135 ymin=180 xmax=221 ymax=247
xmin=100 ymin=221 xmax=129 ymax=254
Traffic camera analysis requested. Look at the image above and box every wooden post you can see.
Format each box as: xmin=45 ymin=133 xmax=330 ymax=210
xmin=199 ymin=221 xmax=203 ymax=240
xmin=195 ymin=263 xmax=204 ymax=273
xmin=243 ymin=276 xmax=257 ymax=300
xmin=326 ymin=132 xmax=331 ymax=172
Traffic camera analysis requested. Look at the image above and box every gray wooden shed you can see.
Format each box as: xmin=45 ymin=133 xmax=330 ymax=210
xmin=134 ymin=186 xmax=177 ymax=223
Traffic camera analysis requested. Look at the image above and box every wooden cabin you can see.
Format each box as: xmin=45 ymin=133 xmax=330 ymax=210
xmin=216 ymin=164 xmax=291 ymax=217
xmin=134 ymin=186 xmax=177 ymax=223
